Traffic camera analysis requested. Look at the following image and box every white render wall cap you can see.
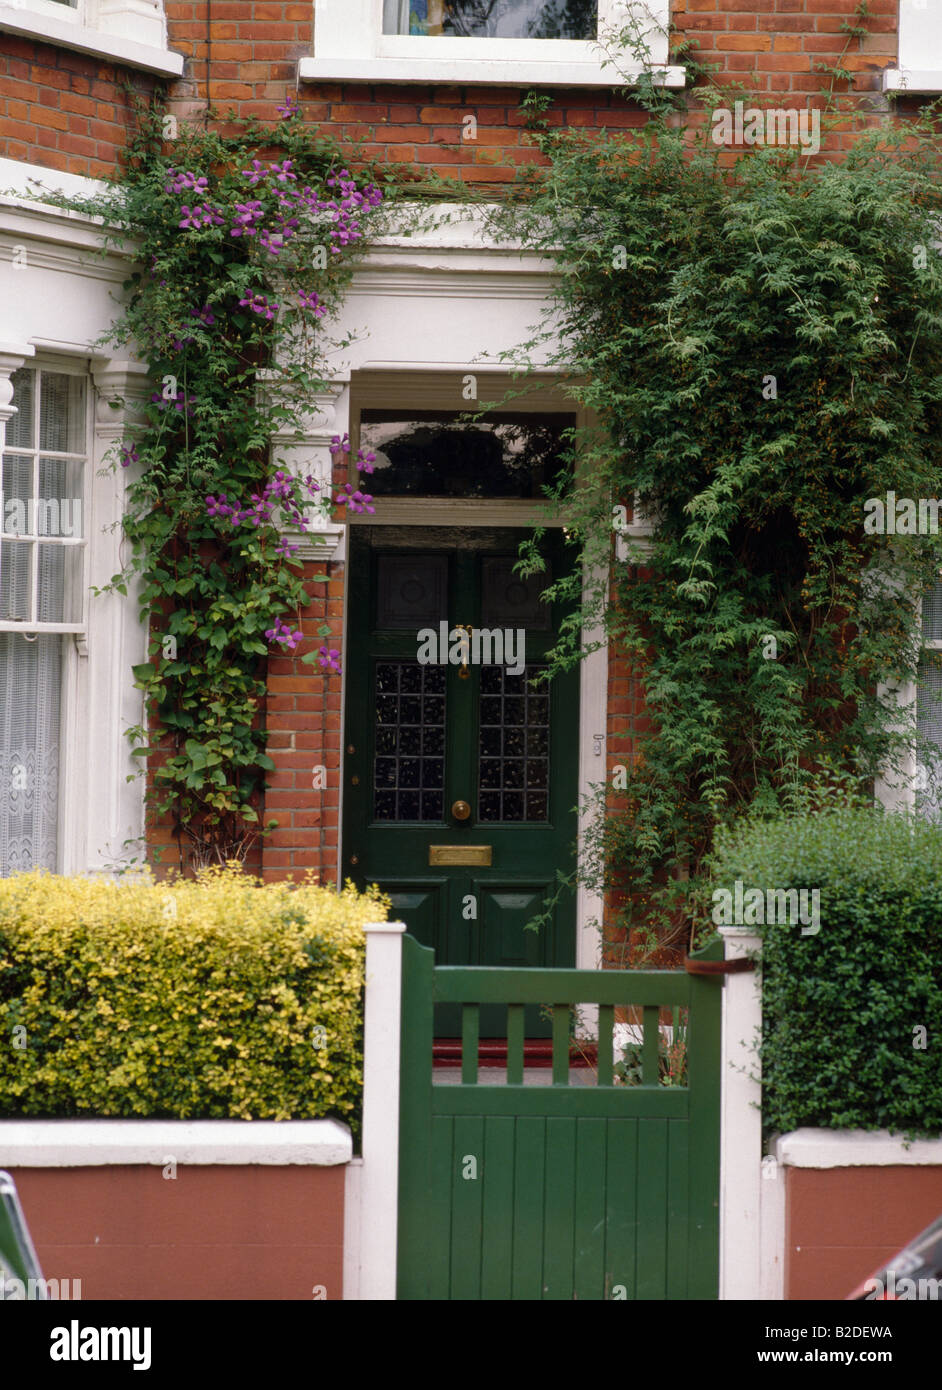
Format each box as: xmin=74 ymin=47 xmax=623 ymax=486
xmin=363 ymin=919 xmax=406 ymax=934
xmin=775 ymin=1128 xmax=942 ymax=1168
xmin=298 ymin=57 xmax=686 ymax=89
xmin=0 ymin=1119 xmax=353 ymax=1167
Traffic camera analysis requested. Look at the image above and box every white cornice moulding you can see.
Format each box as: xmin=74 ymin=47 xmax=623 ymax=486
xmin=0 ymin=5 xmax=184 ymax=76
xmin=0 ymin=1119 xmax=353 ymax=1166
xmin=775 ymin=1128 xmax=942 ymax=1168
xmin=298 ymin=55 xmax=685 ymax=87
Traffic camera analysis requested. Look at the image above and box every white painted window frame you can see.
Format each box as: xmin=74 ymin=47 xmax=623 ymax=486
xmin=300 ymin=0 xmax=685 ymax=87
xmin=874 ymin=570 xmax=942 ymax=815
xmin=0 ymin=0 xmax=184 ymax=78
xmin=0 ymin=352 xmax=90 ymax=880
xmin=1 ymin=357 xmax=91 ymax=637
xmin=1 ymin=161 xmax=157 ymax=879
xmin=884 ymin=0 xmax=942 ymax=94
xmin=913 ymin=575 xmax=942 ymax=810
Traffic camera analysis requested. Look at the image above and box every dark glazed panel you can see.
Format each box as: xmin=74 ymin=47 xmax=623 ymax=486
xmin=373 ymin=662 xmax=447 ymax=821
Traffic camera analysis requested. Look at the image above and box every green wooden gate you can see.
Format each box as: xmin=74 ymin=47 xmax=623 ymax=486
xmin=397 ymin=936 xmax=724 ymax=1300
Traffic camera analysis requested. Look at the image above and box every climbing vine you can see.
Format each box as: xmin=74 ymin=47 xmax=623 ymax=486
xmin=55 ymin=98 xmax=390 ymax=867
xmin=496 ymin=86 xmax=942 ymax=960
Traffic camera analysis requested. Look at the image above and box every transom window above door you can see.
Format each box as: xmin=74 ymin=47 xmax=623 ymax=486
xmin=358 ymin=411 xmax=574 ymax=499
xmin=300 ymin=0 xmax=683 ymax=88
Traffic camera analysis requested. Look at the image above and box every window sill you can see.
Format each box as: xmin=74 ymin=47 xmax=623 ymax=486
xmin=883 ymin=68 xmax=942 ymax=94
xmin=298 ymin=55 xmax=686 ymax=88
xmin=0 ymin=6 xmax=184 ymax=77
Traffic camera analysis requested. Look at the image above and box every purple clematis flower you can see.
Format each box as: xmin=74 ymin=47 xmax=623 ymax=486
xmin=298 ymin=290 xmax=326 ymax=316
xmin=239 ymin=292 xmax=278 ymax=320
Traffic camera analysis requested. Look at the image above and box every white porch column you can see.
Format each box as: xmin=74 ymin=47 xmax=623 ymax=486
xmin=718 ymin=925 xmax=763 ymax=1299
xmin=73 ymin=357 xmax=151 ymax=875
xmin=261 ymin=373 xmax=350 ymax=565
xmin=349 ymin=919 xmax=406 ymax=1301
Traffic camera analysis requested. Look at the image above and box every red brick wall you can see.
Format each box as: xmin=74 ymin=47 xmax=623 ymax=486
xmin=1 ymin=2 xmax=909 ymax=184
xmin=0 ymin=37 xmax=153 ymax=177
xmin=262 ymin=560 xmax=344 ymax=882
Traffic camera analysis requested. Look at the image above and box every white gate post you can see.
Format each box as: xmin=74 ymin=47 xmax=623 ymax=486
xmin=718 ymin=926 xmax=763 ymax=1299
xmin=349 ymin=920 xmax=406 ymax=1301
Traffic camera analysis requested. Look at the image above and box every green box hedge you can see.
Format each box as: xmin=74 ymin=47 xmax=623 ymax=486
xmin=0 ymin=866 xmax=387 ymax=1123
xmin=710 ymin=808 xmax=942 ymax=1137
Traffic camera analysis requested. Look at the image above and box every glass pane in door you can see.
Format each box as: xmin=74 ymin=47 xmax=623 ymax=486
xmin=373 ymin=661 xmax=446 ymax=821
xmin=478 ymin=664 xmax=550 ymax=822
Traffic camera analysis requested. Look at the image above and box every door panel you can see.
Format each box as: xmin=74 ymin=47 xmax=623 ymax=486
xmin=478 ymin=885 xmax=551 ymax=967
xmin=343 ymin=527 xmax=578 ymax=1036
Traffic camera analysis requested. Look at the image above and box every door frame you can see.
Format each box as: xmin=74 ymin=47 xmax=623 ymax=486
xmin=337 ymin=369 xmax=606 ymax=973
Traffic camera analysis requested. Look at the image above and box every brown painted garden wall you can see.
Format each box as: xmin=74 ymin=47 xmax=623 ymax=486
xmin=8 ymin=1163 xmax=345 ymax=1300
xmin=786 ymin=1165 xmax=942 ymax=1300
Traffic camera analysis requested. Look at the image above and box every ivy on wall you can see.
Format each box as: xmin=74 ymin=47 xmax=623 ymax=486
xmin=499 ymin=93 xmax=942 ymax=959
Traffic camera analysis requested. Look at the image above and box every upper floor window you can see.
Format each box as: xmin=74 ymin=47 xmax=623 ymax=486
xmin=301 ymin=0 xmax=683 ymax=88
xmin=0 ymin=0 xmax=183 ymax=78
xmin=383 ymin=0 xmax=598 ymax=39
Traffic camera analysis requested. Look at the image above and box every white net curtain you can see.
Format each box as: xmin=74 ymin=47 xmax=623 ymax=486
xmin=0 ymin=634 xmax=61 ymax=874
xmin=0 ymin=367 xmax=86 ymax=876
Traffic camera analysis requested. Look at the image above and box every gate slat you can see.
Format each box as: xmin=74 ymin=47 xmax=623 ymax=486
xmin=636 ymin=1118 xmax=668 ymax=1298
xmin=573 ymin=1119 xmax=607 ymax=1300
xmin=542 ymin=1116 xmax=577 ymax=1299
xmin=506 ymin=1004 xmax=524 ymax=1085
xmin=461 ymin=1004 xmax=479 ymax=1086
xmin=666 ymin=1120 xmax=690 ymax=1300
xmin=450 ymin=1116 xmax=485 ymax=1300
xmin=597 ymin=1004 xmax=614 ymax=1086
xmin=427 ymin=1117 xmax=454 ymax=1297
xmin=552 ymin=1005 xmax=569 ymax=1086
xmin=641 ymin=1005 xmax=660 ymax=1086
xmin=604 ymin=1118 xmax=637 ymax=1300
xmin=511 ymin=1117 xmax=546 ymax=1299
xmin=480 ymin=1117 xmax=515 ymax=1300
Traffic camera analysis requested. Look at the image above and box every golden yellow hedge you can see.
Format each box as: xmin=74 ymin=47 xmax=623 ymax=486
xmin=0 ymin=866 xmax=388 ymax=1123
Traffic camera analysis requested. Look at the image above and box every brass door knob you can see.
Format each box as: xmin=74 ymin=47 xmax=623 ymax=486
xmin=451 ymin=800 xmax=471 ymax=821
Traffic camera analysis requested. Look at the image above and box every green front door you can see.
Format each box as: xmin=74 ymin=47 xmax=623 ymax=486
xmin=343 ymin=526 xmax=578 ymax=1034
